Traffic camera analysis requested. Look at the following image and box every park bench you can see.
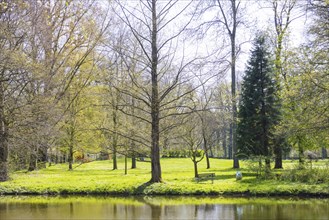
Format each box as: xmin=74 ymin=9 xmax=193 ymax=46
xmin=195 ymin=173 xmax=215 ymax=184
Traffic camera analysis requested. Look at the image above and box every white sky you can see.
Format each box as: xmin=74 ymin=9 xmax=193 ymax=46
xmin=234 ymin=1 xmax=309 ymax=76
xmin=105 ymin=0 xmax=310 ymax=84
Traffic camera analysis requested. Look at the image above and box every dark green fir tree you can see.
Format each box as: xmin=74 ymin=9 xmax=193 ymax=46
xmin=237 ymin=34 xmax=281 ymax=169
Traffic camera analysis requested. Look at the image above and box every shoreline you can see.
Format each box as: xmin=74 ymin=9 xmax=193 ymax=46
xmin=1 ymin=185 xmax=329 ymax=198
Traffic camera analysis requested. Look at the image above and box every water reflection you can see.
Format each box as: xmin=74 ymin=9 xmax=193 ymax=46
xmin=0 ymin=196 xmax=328 ymax=220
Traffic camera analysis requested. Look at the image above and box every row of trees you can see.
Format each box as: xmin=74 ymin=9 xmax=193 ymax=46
xmin=0 ymin=0 xmax=327 ymax=182
xmin=237 ymin=0 xmax=329 ymax=172
xmin=0 ymin=0 xmax=110 ymax=181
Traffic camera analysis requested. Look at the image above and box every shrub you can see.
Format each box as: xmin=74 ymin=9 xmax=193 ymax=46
xmin=74 ymin=151 xmax=84 ymax=161
xmin=162 ymin=150 xmax=191 ymax=158
xmin=244 ymin=156 xmax=273 ymax=180
xmin=280 ymin=163 xmax=329 ymax=184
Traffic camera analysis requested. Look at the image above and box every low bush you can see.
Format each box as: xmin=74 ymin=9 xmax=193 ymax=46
xmin=280 ymin=165 xmax=329 ymax=184
xmin=162 ymin=149 xmax=192 ymax=158
xmin=244 ymin=156 xmax=274 ymax=180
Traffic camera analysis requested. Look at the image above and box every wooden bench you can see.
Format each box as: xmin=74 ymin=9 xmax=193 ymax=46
xmin=195 ymin=173 xmax=215 ymax=184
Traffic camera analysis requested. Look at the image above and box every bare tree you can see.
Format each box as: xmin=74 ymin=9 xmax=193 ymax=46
xmin=216 ymin=0 xmax=244 ymax=169
xmin=100 ymin=24 xmax=147 ymax=170
xmin=196 ymin=0 xmax=247 ymax=168
xmin=182 ymin=114 xmax=204 ymax=178
xmin=195 ymin=84 xmax=217 ymax=169
xmin=111 ymin=0 xmax=214 ymax=183
xmin=213 ymin=82 xmax=232 ymax=158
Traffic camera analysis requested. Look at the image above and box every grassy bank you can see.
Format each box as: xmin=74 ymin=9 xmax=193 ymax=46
xmin=0 ymin=158 xmax=328 ymax=197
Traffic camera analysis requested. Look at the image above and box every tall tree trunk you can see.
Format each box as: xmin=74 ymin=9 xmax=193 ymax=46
xmin=124 ymin=155 xmax=127 ymax=175
xmin=222 ymin=127 xmax=227 ymax=158
xmin=274 ymin=146 xmax=283 ymax=169
xmin=217 ymin=0 xmax=240 ymax=168
xmin=274 ymin=137 xmax=283 ymax=169
xmin=228 ymin=124 xmax=233 ymax=159
xmin=206 ymin=153 xmax=210 ymax=169
xmin=48 ymin=146 xmax=52 ymax=167
xmin=111 ymin=86 xmax=119 ymax=170
xmin=112 ymin=147 xmax=117 ymax=170
xmin=0 ymin=132 xmax=8 ymax=182
xmin=68 ymin=144 xmax=73 ymax=171
xmin=131 ymin=97 xmax=136 ymax=169
xmin=0 ymin=81 xmax=8 ymax=181
xmin=55 ymin=152 xmax=59 ymax=164
xmin=28 ymin=150 xmax=37 ymax=172
xmin=265 ymin=157 xmax=271 ymax=173
xmin=231 ymin=29 xmax=239 ymax=169
xmin=298 ymin=136 xmax=305 ymax=166
xmin=149 ymin=0 xmax=162 ymax=183
xmin=193 ymin=159 xmax=199 ymax=178
xmin=112 ymin=103 xmax=118 ymax=170
xmin=203 ymin=135 xmax=210 ymax=169
xmin=131 ymin=156 xmax=136 ymax=169
xmin=322 ymin=147 xmax=328 ymax=159
xmin=38 ymin=146 xmax=47 ymax=169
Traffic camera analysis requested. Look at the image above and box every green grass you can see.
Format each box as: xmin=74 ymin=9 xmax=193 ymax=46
xmin=0 ymin=158 xmax=328 ymax=196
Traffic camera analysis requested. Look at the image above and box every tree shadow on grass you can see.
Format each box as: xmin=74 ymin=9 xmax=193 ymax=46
xmin=219 ymin=167 xmax=250 ymax=172
xmin=217 ymin=172 xmax=257 ymax=179
xmin=192 ymin=172 xmax=258 ymax=184
xmin=135 ymin=182 xmax=154 ymax=194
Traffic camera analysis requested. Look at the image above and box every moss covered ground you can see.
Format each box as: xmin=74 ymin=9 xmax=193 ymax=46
xmin=0 ymin=158 xmax=328 ymax=197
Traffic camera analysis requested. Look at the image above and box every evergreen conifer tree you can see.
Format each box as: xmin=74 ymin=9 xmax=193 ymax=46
xmin=237 ymin=35 xmax=281 ymax=169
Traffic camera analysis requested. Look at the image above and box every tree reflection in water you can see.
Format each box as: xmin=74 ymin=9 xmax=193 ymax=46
xmin=0 ymin=196 xmax=328 ymax=220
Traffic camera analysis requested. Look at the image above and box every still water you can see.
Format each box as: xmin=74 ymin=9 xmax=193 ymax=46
xmin=0 ymin=196 xmax=328 ymax=220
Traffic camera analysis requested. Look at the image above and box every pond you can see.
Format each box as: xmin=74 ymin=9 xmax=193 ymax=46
xmin=0 ymin=196 xmax=328 ymax=220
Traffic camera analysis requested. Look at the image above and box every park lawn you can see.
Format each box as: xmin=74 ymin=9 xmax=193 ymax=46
xmin=0 ymin=158 xmax=328 ymax=196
